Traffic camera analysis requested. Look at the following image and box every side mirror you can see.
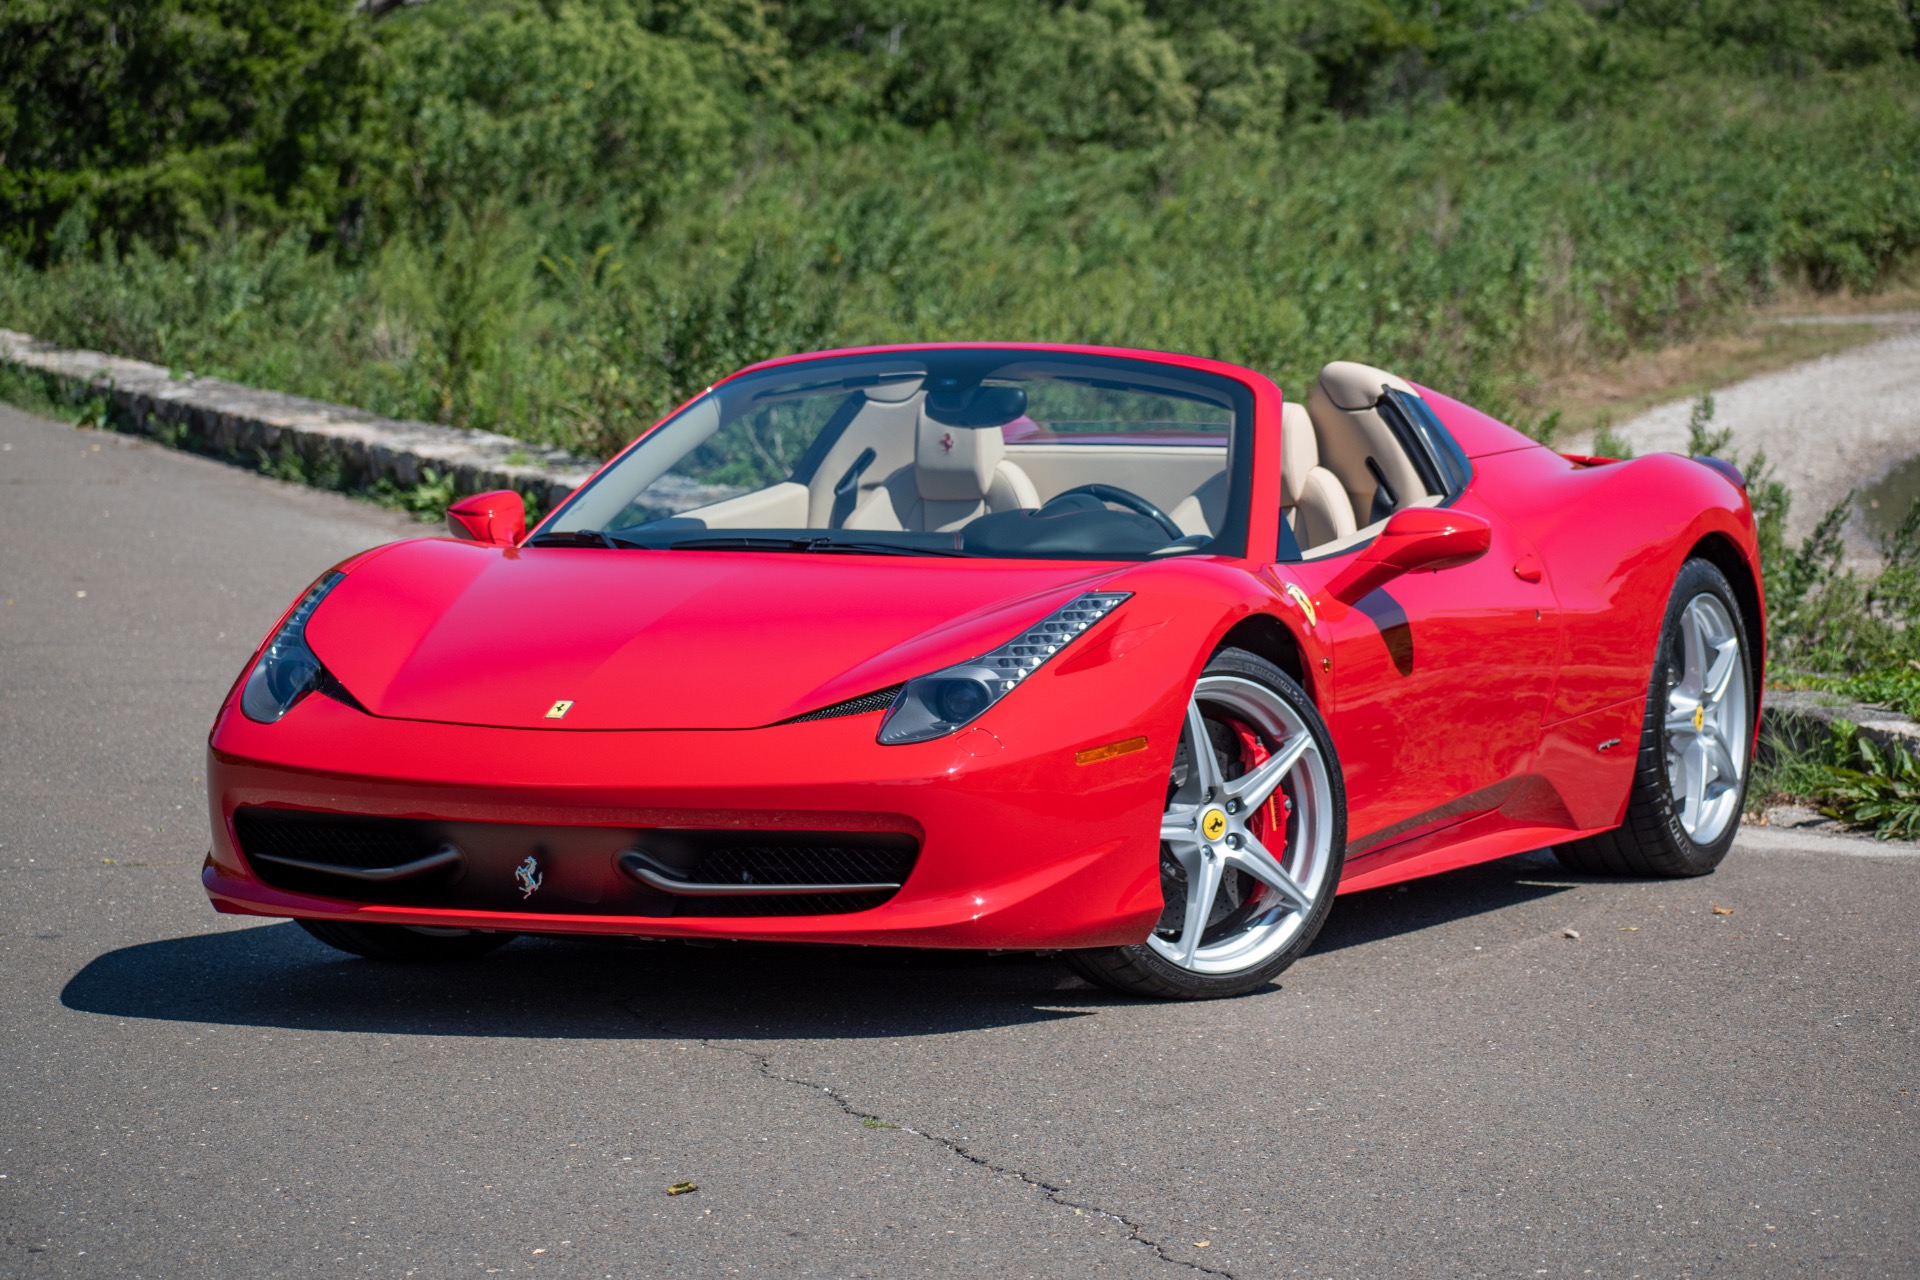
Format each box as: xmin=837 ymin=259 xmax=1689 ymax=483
xmin=446 ymin=489 xmax=526 ymax=546
xmin=1327 ymin=507 xmax=1492 ymax=603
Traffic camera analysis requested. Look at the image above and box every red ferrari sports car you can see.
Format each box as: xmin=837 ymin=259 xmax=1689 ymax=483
xmin=203 ymin=344 xmax=1763 ymax=997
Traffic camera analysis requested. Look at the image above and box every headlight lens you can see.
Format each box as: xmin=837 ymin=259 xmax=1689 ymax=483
xmin=877 ymin=591 xmax=1130 ymax=745
xmin=240 ymin=573 xmax=344 ymax=723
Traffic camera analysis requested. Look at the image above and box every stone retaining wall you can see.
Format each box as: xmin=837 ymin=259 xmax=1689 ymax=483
xmin=1762 ymin=688 xmax=1920 ymax=755
xmin=0 ymin=328 xmax=605 ymax=512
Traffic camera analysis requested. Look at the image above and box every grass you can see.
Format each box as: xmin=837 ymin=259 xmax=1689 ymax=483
xmin=1750 ymin=722 xmax=1920 ymax=841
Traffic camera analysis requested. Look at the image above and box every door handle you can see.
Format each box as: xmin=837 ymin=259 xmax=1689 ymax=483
xmin=1512 ymin=553 xmax=1543 ymax=583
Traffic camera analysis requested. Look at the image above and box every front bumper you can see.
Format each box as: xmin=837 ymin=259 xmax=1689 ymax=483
xmin=203 ymin=692 xmax=1173 ymax=949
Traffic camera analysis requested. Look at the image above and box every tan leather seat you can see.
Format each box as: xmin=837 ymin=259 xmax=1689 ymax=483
xmin=1306 ymin=361 xmax=1431 ymax=528
xmin=1281 ymin=401 xmax=1355 ymax=552
xmin=846 ymin=408 xmax=1039 ymax=532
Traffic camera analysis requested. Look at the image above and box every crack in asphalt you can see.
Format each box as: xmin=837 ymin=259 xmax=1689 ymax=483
xmin=697 ymin=1039 xmax=1236 ymax=1279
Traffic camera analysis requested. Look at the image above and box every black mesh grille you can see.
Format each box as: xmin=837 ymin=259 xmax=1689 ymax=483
xmin=783 ymin=685 xmax=903 ymax=723
xmin=234 ymin=809 xmax=434 ymax=871
xmin=640 ymin=830 xmax=919 ymax=917
xmin=693 ymin=843 xmax=915 ymax=887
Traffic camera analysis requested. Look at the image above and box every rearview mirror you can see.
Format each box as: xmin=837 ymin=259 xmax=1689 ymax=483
xmin=446 ymin=489 xmax=526 ymax=546
xmin=1327 ymin=507 xmax=1492 ymax=603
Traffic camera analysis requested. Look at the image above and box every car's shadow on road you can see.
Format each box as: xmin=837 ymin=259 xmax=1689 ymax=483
xmin=62 ymin=851 xmax=1578 ymax=1039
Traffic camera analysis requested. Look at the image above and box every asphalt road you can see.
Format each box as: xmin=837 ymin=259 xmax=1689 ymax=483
xmin=2 ymin=405 xmax=1916 ymax=1279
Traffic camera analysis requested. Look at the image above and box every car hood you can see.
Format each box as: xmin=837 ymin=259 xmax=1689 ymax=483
xmin=303 ymin=538 xmax=1130 ymax=730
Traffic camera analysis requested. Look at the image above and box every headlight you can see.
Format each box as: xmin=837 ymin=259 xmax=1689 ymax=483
xmin=878 ymin=592 xmax=1131 ymax=745
xmin=240 ymin=573 xmax=344 ymax=723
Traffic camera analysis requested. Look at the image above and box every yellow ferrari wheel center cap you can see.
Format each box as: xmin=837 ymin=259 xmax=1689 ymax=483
xmin=1693 ymin=705 xmax=1705 ymax=732
xmin=1201 ymin=808 xmax=1229 ymax=841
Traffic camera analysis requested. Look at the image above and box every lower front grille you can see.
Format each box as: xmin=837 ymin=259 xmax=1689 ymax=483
xmin=235 ymin=810 xmax=430 ymax=871
xmin=231 ymin=807 xmax=917 ymax=918
xmin=620 ymin=831 xmax=919 ymax=917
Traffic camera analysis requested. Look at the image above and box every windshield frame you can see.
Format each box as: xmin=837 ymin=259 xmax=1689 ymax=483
xmin=539 ymin=345 xmax=1262 ymax=562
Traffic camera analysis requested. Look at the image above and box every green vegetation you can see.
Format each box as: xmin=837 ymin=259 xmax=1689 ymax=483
xmin=1751 ymin=721 xmax=1920 ymax=839
xmin=1682 ymin=388 xmax=1920 ymax=838
xmin=1816 ymin=725 xmax=1920 ymax=839
xmin=1758 ymin=489 xmax=1920 ymax=837
xmin=3 ymin=1 xmax=1918 ymax=458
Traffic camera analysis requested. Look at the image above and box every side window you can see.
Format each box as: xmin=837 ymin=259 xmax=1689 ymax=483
xmin=1381 ymin=389 xmax=1472 ymax=498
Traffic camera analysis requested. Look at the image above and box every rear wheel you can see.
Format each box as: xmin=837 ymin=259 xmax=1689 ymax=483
xmin=1555 ymin=557 xmax=1754 ymax=877
xmin=296 ymin=919 xmax=515 ymax=962
xmin=1067 ymin=648 xmax=1345 ymax=999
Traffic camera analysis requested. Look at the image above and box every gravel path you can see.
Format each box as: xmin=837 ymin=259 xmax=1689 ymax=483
xmin=1605 ymin=315 xmax=1920 ymax=548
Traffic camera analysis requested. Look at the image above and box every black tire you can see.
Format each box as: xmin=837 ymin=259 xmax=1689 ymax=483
xmin=296 ymin=918 xmax=515 ymax=962
xmin=1554 ymin=557 xmax=1755 ymax=878
xmin=1066 ymin=647 xmax=1346 ymax=999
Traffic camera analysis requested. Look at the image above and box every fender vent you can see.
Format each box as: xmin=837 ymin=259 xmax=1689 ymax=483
xmin=782 ymin=685 xmax=903 ymax=723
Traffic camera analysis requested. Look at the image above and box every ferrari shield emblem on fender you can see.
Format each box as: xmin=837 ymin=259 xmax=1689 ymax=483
xmin=545 ymin=699 xmax=574 ymax=720
xmin=514 ymin=855 xmax=544 ymax=899
xmin=1201 ymin=808 xmax=1229 ymax=842
xmin=1283 ymin=582 xmax=1317 ymax=628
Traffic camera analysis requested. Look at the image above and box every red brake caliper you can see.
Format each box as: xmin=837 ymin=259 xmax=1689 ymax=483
xmin=1224 ymin=718 xmax=1287 ymax=899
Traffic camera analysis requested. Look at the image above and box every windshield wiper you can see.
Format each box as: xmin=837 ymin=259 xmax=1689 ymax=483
xmin=667 ymin=536 xmax=970 ymax=557
xmin=526 ymin=529 xmax=644 ymax=549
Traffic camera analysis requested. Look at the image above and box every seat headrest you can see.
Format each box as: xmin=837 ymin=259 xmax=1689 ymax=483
xmin=1314 ymin=360 xmax=1415 ymax=412
xmin=916 ymin=413 xmax=1005 ymax=502
xmin=1281 ymin=402 xmax=1317 ymax=506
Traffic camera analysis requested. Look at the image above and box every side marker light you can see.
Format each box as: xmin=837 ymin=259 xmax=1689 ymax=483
xmin=1075 ymin=736 xmax=1148 ymax=766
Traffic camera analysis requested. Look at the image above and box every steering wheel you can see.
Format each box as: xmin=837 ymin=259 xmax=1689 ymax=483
xmin=1050 ymin=483 xmax=1185 ymax=540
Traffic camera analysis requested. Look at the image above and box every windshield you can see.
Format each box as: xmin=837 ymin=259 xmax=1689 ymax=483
xmin=542 ymin=350 xmax=1253 ymax=559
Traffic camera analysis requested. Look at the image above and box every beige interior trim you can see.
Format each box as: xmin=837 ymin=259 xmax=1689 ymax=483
xmin=679 ymin=480 xmax=808 ymax=527
xmin=1306 ymin=361 xmax=1430 ymax=528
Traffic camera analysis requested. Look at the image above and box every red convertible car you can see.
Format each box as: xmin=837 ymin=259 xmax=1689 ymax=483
xmin=203 ymin=344 xmax=1763 ymax=997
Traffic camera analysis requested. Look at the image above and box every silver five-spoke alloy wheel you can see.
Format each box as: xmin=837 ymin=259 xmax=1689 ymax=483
xmin=1661 ymin=591 xmax=1748 ymax=846
xmin=1150 ymin=673 xmax=1336 ymax=975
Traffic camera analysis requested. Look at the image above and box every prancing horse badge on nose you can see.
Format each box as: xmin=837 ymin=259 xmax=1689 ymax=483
xmin=545 ymin=699 xmax=574 ymax=719
xmin=514 ymin=855 xmax=544 ymax=899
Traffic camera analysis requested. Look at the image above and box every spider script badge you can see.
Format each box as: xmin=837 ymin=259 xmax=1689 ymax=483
xmin=514 ymin=854 xmax=544 ymax=899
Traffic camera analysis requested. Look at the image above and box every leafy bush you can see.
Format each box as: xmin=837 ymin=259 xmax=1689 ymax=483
xmin=0 ymin=1 xmax=379 ymax=258
xmin=8 ymin=63 xmax=1919 ymax=458
xmin=1818 ymin=726 xmax=1920 ymax=840
xmin=4 ymin=1 xmax=1920 ymax=460
xmin=1758 ymin=721 xmax=1920 ymax=841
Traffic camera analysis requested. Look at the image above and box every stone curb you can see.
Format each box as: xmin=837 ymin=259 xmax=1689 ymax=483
xmin=0 ymin=328 xmax=604 ymax=513
xmin=1761 ymin=688 xmax=1920 ymax=756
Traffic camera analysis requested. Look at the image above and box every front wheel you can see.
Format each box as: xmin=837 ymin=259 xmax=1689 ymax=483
xmin=296 ymin=918 xmax=515 ymax=962
xmin=1067 ymin=648 xmax=1346 ymax=999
